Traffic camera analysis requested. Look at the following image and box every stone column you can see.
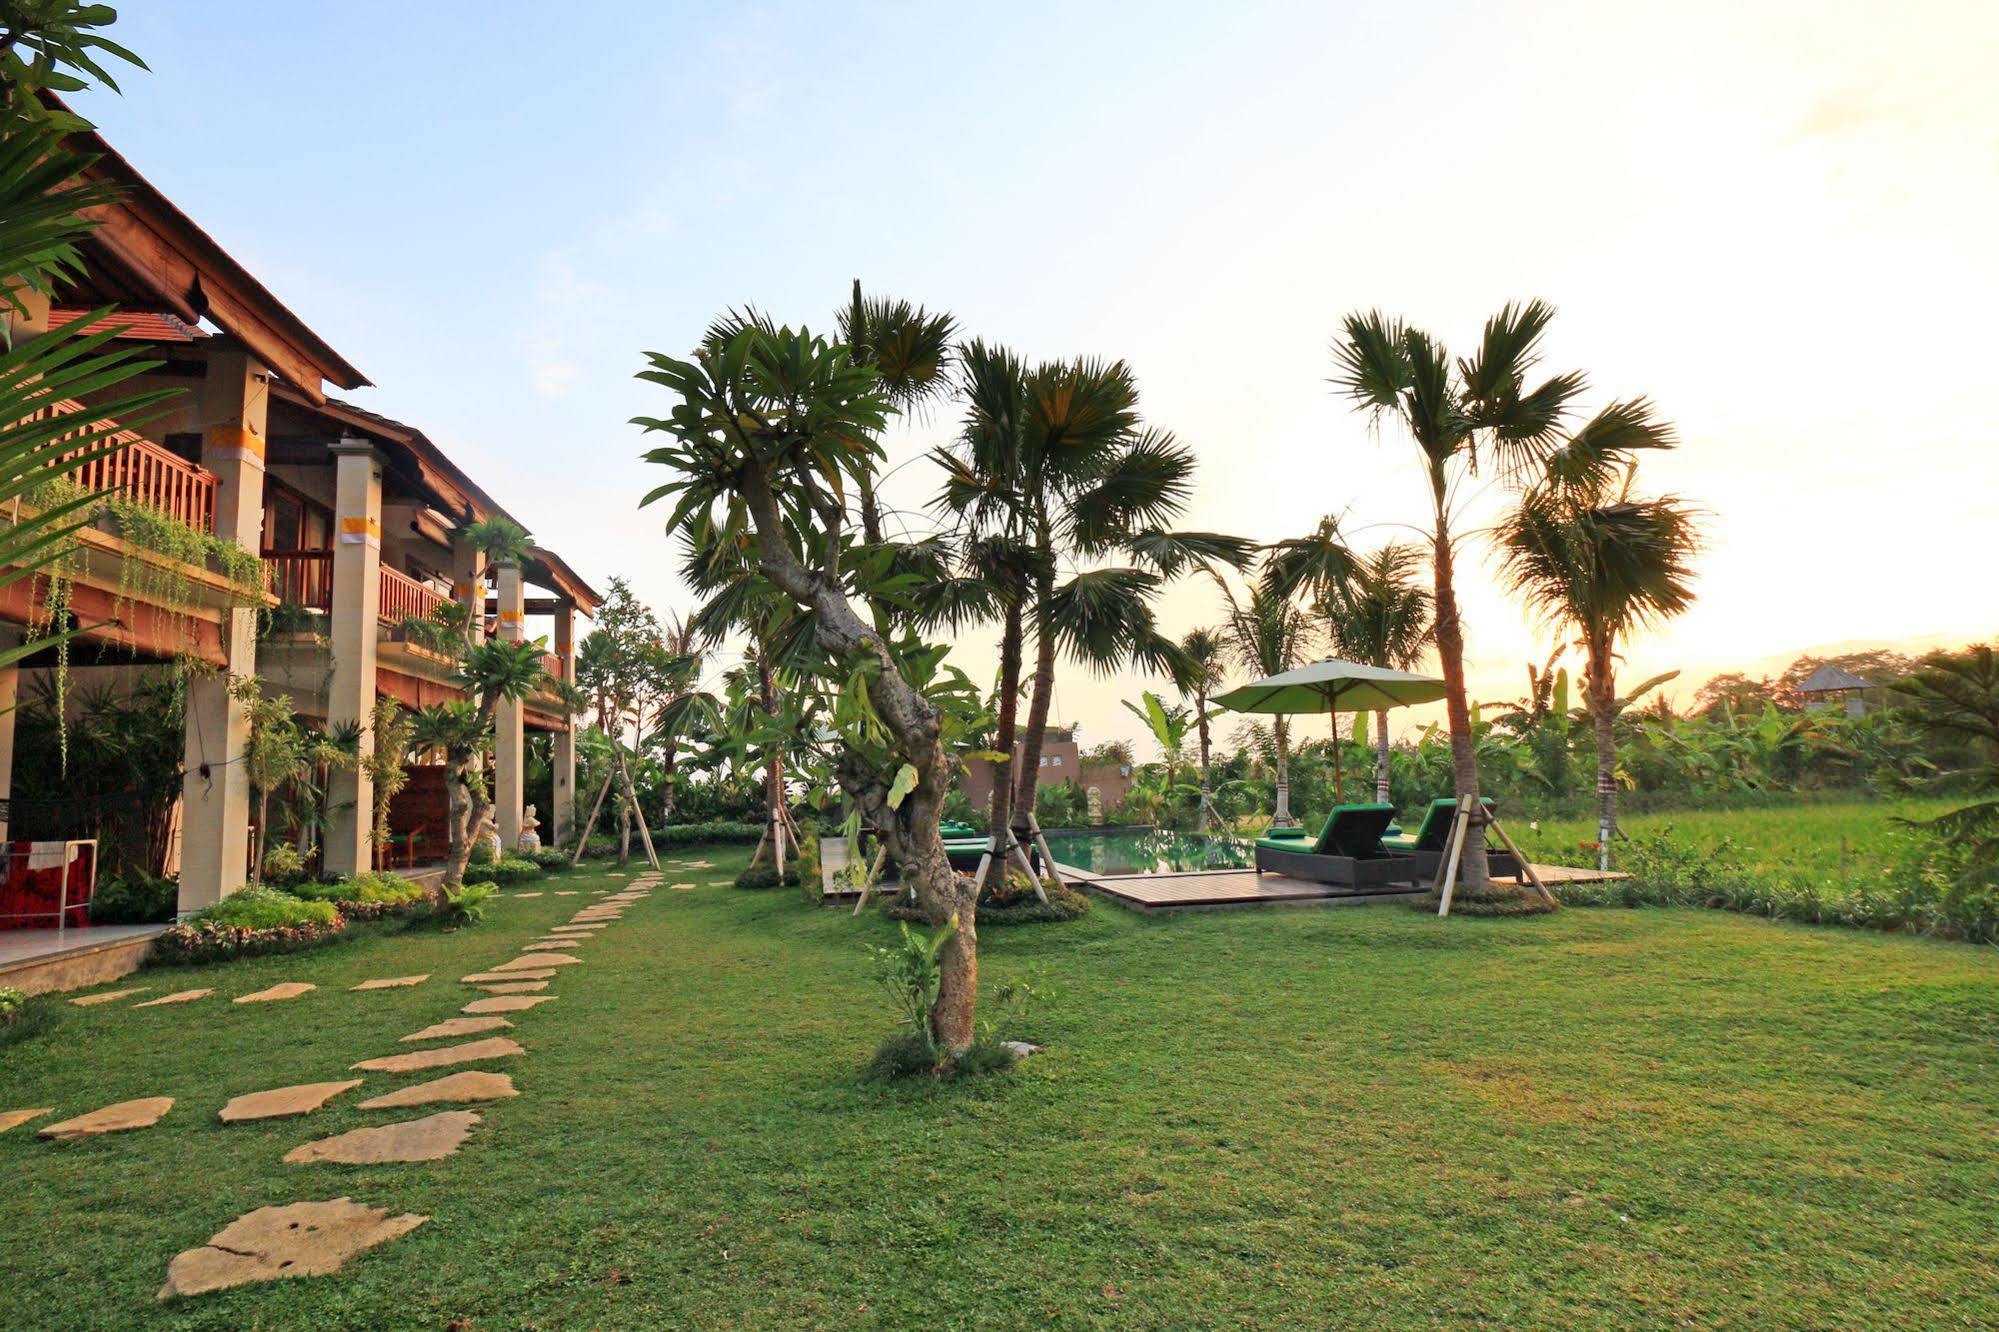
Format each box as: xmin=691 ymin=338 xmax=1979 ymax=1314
xmin=323 ymin=439 xmax=383 ymax=878
xmin=178 ymin=342 xmax=267 ymax=915
xmin=451 ymin=539 xmax=486 ymax=645
xmin=550 ymin=600 xmax=576 ymax=848
xmin=493 ymin=560 xmax=525 ymax=849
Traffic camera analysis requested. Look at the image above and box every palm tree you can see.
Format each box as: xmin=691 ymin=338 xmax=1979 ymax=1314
xmin=649 ymin=611 xmax=704 ymax=822
xmin=1324 ymin=543 xmax=1434 ymax=801
xmin=1499 ymin=454 xmax=1696 ymax=864
xmin=1330 ymin=303 xmax=1587 ymax=895
xmin=1214 ymin=580 xmax=1310 ymax=825
xmin=1178 ymin=627 xmax=1229 ymax=829
xmin=417 ymin=637 xmax=546 ymax=889
xmin=840 ymin=280 xmax=956 ymax=545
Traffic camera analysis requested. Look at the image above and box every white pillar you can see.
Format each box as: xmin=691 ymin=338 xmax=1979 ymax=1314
xmin=323 ymin=439 xmax=382 ymax=878
xmin=550 ymin=600 xmax=576 ymax=848
xmin=451 ymin=539 xmax=487 ymax=644
xmin=493 ymin=560 xmax=525 ymax=849
xmin=179 ymin=342 xmax=267 ymax=914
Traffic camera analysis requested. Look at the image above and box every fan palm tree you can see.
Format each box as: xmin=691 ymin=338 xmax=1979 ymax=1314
xmin=840 ymin=280 xmax=956 ymax=545
xmin=939 ymin=347 xmax=1245 ymax=857
xmin=1499 ymin=457 xmax=1696 ymax=862
xmin=415 ymin=638 xmax=546 ymax=888
xmin=1214 ymin=580 xmax=1310 ymax=824
xmin=1331 ymin=302 xmax=1590 ymax=895
xmin=1179 ymin=626 xmax=1230 ymax=829
xmin=1324 ymin=543 xmax=1434 ymax=801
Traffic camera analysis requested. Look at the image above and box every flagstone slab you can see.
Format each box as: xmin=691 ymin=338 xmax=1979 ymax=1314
xmin=351 ymin=974 xmax=430 ymax=991
xmin=71 ymin=987 xmax=146 ymax=1007
xmin=671 ymin=883 xmax=695 ymax=890
xmin=497 ymin=952 xmax=581 ymax=970
xmin=284 ymin=1110 xmax=479 ymax=1165
xmin=40 ymin=1097 xmax=175 ymax=1139
xmin=554 ymin=890 xmax=578 ymax=896
xmin=158 ymin=1197 xmax=427 ymax=1300
xmin=0 ymin=1108 xmax=51 ymax=1134
xmin=356 ymin=1070 xmax=517 ymax=1110
xmin=236 ymin=982 xmax=316 ymax=1004
xmin=511 ymin=892 xmax=543 ymax=898
xmin=219 ymin=1080 xmax=363 ymax=1124
xmin=401 ymin=1016 xmax=512 ymax=1042
xmin=471 ymin=980 xmax=548 ymax=994
xmin=351 ymin=1037 xmax=524 ymax=1073
xmin=461 ymin=994 xmax=555 ymax=1014
xmin=548 ymin=924 xmax=604 ymax=932
xmin=524 ymin=939 xmax=581 ymax=950
xmin=708 ymin=880 xmax=731 ymax=886
xmin=134 ymin=989 xmax=213 ymax=1008
xmin=462 ymin=968 xmax=556 ymax=984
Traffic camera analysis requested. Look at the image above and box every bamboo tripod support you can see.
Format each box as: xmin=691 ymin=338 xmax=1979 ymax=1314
xmin=1434 ymin=794 xmax=1556 ymax=917
xmin=566 ymin=750 xmax=661 ymax=871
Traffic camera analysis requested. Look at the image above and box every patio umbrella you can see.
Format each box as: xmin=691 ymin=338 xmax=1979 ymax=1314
xmin=1214 ymin=658 xmax=1447 ymax=820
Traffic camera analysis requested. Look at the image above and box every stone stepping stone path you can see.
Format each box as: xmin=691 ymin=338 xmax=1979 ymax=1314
xmin=159 ymin=1197 xmax=427 ymax=1300
xmin=236 ymin=982 xmax=315 ymax=1004
xmin=470 ymin=980 xmax=548 ymax=995
xmin=284 ymin=1110 xmax=479 ymax=1165
xmin=0 ymin=1108 xmax=51 ymax=1134
xmin=462 ymin=968 xmax=556 ymax=984
xmin=351 ymin=974 xmax=430 ymax=991
xmin=550 ymin=922 xmax=605 ymax=931
xmin=352 ymin=1037 xmax=523 ymax=1074
xmin=219 ymin=1080 xmax=363 ymax=1124
xmin=511 ymin=891 xmax=543 ymax=898
xmin=554 ymin=890 xmax=578 ymax=896
xmin=671 ymin=883 xmax=696 ymax=890
xmin=461 ymin=994 xmax=554 ymax=1015
xmin=357 ymin=1070 xmax=517 ymax=1110
xmin=135 ymin=989 xmax=213 ymax=1008
xmin=41 ymin=1097 xmax=174 ymax=1139
xmin=524 ymin=939 xmax=581 ymax=950
xmin=401 ymin=1016 xmax=512 ymax=1042
xmin=496 ymin=953 xmax=581 ymax=971
xmin=71 ymin=987 xmax=147 ymax=1007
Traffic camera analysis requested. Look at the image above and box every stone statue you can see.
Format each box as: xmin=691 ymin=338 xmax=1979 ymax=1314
xmin=518 ymin=804 xmax=541 ymax=856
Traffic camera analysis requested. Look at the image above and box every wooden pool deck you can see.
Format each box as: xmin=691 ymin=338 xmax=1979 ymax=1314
xmin=1061 ymin=860 xmax=1629 ymax=914
xmin=819 ymin=837 xmax=1627 ymax=914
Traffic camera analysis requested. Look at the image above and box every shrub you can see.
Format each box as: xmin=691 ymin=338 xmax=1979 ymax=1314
xmin=0 ymin=986 xmax=59 ymax=1050
xmin=195 ymin=887 xmax=337 ymax=931
xmin=651 ymin=820 xmax=763 ymax=847
xmin=88 ymin=871 xmax=176 ymax=925
xmin=435 ymin=881 xmax=498 ymax=926
xmin=1416 ymin=885 xmax=1559 ymax=917
xmin=863 ymin=1032 xmax=1019 ymax=1082
xmin=285 ymin=872 xmax=428 ymax=921
xmin=468 ymin=840 xmax=497 ymax=867
xmin=481 ymin=856 xmax=543 ymax=886
xmin=260 ymin=843 xmax=307 ymax=885
xmin=735 ymin=861 xmax=801 ymax=890
xmin=886 ymin=871 xmax=1090 ymax=926
xmin=530 ymin=847 xmax=570 ymax=870
xmin=151 ymin=916 xmax=346 ymax=966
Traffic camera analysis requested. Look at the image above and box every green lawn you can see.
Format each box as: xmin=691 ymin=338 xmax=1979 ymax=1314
xmin=5 ymin=848 xmax=1998 ymax=1328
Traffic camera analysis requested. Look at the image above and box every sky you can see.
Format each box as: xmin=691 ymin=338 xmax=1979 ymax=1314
xmin=76 ymin=1 xmax=1999 ymax=753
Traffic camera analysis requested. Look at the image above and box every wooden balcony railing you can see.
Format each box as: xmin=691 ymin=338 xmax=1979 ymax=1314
xmin=261 ymin=555 xmax=451 ymax=631
xmin=541 ymin=652 xmax=565 ymax=683
xmin=263 ymin=550 xmax=332 ymax=609
xmin=380 ymin=565 xmax=446 ymax=626
xmin=51 ymin=397 xmax=219 ymax=535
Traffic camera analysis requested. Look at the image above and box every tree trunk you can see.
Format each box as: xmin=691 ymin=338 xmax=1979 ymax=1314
xmin=1273 ymin=715 xmax=1291 ymax=824
xmin=739 ymin=465 xmax=978 ymax=1053
xmin=1431 ymin=507 xmax=1493 ymax=896
xmin=1590 ymin=637 xmax=1619 ymax=869
xmin=1012 ymin=564 xmax=1057 ymax=838
xmin=661 ymin=740 xmax=677 ymax=821
xmin=252 ymin=791 xmax=269 ymax=884
xmin=1375 ymin=709 xmax=1393 ymax=803
xmin=1196 ymin=682 xmax=1214 ymax=831
xmin=443 ymin=755 xmax=474 ymax=891
xmin=981 ymin=595 xmax=1023 ymax=897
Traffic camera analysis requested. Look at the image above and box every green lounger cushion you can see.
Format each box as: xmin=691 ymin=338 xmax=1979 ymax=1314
xmin=939 ymin=821 xmax=980 ymax=839
xmin=1255 ymin=803 xmax=1397 ymax=856
xmin=1380 ymin=797 xmax=1495 ymax=851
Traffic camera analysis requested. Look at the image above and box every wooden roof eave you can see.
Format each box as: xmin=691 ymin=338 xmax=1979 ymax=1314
xmin=45 ymin=91 xmax=368 ymax=403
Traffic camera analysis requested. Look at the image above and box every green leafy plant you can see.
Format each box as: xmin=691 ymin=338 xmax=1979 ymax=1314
xmin=86 ymin=870 xmax=175 ymax=924
xmin=436 ymin=881 xmax=498 ymax=926
xmin=193 ymin=886 xmax=336 ymax=931
xmin=866 ymin=916 xmax=959 ymax=1054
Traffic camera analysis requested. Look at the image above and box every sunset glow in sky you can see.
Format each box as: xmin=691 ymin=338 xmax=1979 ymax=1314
xmin=78 ymin=1 xmax=1999 ymax=749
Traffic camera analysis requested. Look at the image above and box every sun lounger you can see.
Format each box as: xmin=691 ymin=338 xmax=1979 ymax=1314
xmin=1252 ymin=803 xmax=1418 ymax=889
xmin=1382 ymin=797 xmax=1521 ymax=881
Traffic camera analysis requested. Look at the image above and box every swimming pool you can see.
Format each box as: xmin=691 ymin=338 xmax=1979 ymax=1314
xmin=1040 ymin=827 xmax=1255 ymax=877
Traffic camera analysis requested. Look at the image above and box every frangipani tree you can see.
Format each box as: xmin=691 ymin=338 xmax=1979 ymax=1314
xmin=637 ymin=319 xmax=990 ymax=1053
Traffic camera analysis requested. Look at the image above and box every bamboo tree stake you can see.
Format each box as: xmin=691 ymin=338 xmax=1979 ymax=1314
xmin=1435 ymin=794 xmax=1473 ymax=918
xmin=1485 ymin=814 xmax=1555 ymax=906
xmin=569 ymin=768 xmax=617 ymax=867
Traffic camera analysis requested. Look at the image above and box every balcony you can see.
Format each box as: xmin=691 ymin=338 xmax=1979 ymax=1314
xmin=52 ymin=398 xmax=219 ymax=535
xmin=261 ymin=554 xmax=448 ymax=628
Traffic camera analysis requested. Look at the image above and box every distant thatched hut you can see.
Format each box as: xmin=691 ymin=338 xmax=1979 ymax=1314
xmin=1796 ymin=663 xmax=1873 ymax=718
